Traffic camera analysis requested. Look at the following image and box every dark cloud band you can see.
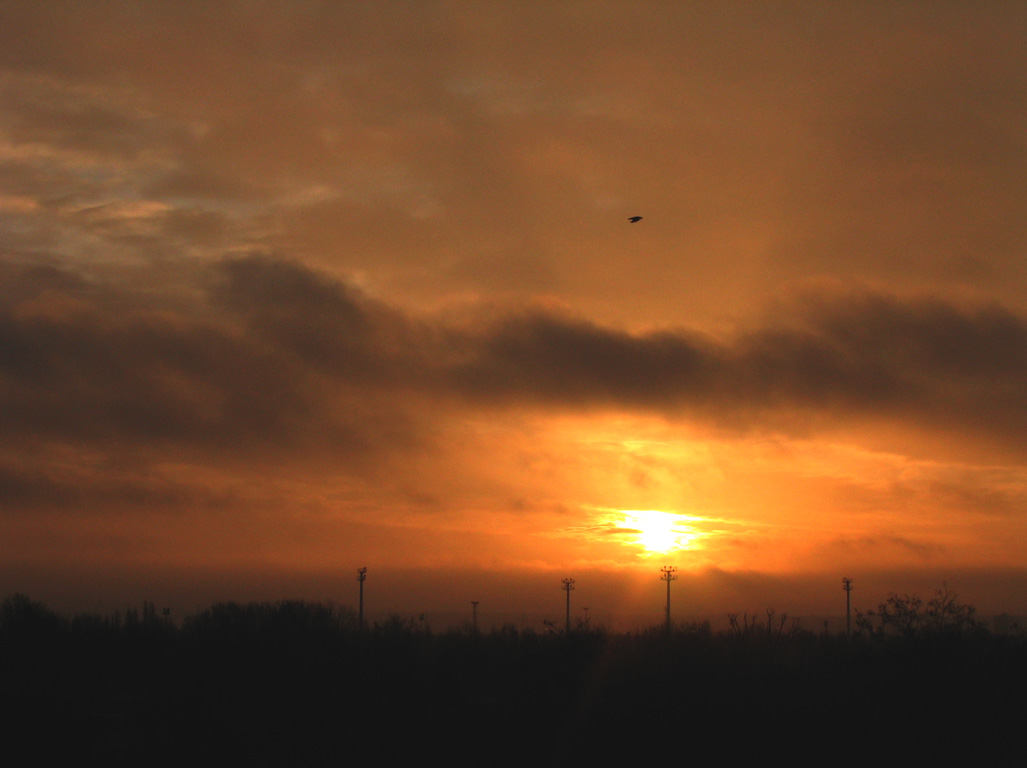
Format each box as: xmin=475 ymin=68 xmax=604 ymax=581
xmin=3 ymin=256 xmax=1027 ymax=462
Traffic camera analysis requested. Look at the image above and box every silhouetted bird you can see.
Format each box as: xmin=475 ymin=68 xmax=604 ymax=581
xmin=628 ymin=216 xmax=642 ymax=223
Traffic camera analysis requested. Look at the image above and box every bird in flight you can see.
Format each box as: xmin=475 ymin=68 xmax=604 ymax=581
xmin=628 ymin=216 xmax=643 ymax=223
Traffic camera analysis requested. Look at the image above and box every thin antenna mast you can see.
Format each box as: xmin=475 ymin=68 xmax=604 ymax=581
xmin=562 ymin=578 xmax=575 ymax=634
xmin=842 ymin=577 xmax=853 ymax=638
xmin=661 ymin=566 xmax=678 ymax=631
xmin=357 ymin=567 xmax=367 ymax=629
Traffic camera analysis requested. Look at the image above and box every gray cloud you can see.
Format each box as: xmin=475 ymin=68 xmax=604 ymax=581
xmin=3 ymin=255 xmax=1027 ymax=470
xmin=5 ymin=2 xmax=1026 ymax=327
xmin=0 ymin=259 xmax=343 ymax=456
xmin=447 ymin=285 xmax=1027 ymax=457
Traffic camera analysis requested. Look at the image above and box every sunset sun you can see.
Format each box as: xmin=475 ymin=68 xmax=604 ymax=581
xmin=618 ymin=510 xmax=700 ymax=556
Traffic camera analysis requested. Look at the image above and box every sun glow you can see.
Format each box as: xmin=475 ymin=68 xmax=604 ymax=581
xmin=617 ymin=509 xmax=702 ymax=555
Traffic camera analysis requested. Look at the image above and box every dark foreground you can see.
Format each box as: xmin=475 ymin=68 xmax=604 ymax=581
xmin=2 ymin=595 xmax=1024 ymax=764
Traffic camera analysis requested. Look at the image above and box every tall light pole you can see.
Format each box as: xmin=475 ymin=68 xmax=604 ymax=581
xmin=842 ymin=577 xmax=853 ymax=637
xmin=562 ymin=578 xmax=575 ymax=634
xmin=661 ymin=566 xmax=678 ymax=631
xmin=471 ymin=600 xmax=479 ymax=633
xmin=357 ymin=567 xmax=367 ymax=629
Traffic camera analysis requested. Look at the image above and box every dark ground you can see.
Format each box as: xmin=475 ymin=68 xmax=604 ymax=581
xmin=2 ymin=595 xmax=1023 ymax=765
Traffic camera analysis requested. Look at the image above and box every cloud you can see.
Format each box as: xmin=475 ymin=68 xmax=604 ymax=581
xmin=4 ymin=255 xmax=1027 ymax=480
xmin=0 ymin=452 xmax=204 ymax=514
xmin=0 ymin=257 xmax=364 ymax=459
xmin=4 ymin=2 xmax=1027 ymax=322
xmin=445 ymin=284 xmax=1027 ymax=458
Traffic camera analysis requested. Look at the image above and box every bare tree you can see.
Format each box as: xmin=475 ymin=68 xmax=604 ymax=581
xmin=856 ymin=585 xmax=980 ymax=638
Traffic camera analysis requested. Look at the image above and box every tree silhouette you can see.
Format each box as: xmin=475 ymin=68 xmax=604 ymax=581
xmin=856 ymin=585 xmax=981 ymax=638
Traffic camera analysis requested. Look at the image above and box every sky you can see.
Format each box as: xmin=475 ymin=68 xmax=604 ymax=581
xmin=3 ymin=1 xmax=1027 ymax=626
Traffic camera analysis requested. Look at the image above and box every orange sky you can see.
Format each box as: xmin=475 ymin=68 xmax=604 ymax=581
xmin=3 ymin=1 xmax=1027 ymax=624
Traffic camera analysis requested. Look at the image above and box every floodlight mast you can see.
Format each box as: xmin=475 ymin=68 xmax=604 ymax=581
xmin=661 ymin=566 xmax=678 ymax=631
xmin=562 ymin=578 xmax=575 ymax=634
xmin=357 ymin=567 xmax=367 ymax=629
xmin=471 ymin=600 xmax=479 ymax=633
xmin=842 ymin=577 xmax=853 ymax=637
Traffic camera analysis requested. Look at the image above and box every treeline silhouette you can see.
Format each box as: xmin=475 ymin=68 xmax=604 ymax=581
xmin=2 ymin=592 xmax=1023 ymax=763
